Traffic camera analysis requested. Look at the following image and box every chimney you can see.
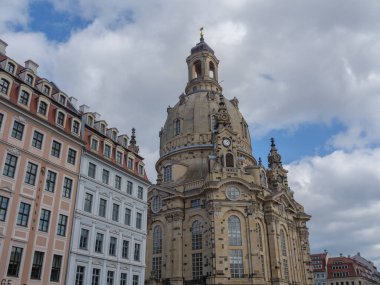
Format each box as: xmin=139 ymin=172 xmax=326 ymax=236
xmin=0 ymin=39 xmax=7 ymax=55
xmin=25 ymin=60 xmax=39 ymax=74
xmin=69 ymin=97 xmax=78 ymax=108
xmin=79 ymin=104 xmax=90 ymax=113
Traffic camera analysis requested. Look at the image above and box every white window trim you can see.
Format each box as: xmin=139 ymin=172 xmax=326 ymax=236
xmin=86 ymin=114 xmax=94 ymax=127
xmin=17 ymin=84 xmax=33 ymax=109
xmin=24 ymin=72 xmax=35 ymax=86
xmin=115 ymin=147 xmax=124 ymax=165
xmin=42 ymin=83 xmax=52 ymax=96
xmin=50 ymin=138 xmax=64 ymax=159
xmin=3 ymin=59 xmax=17 ymax=75
xmin=127 ymin=153 xmax=136 ymax=171
xmin=0 ymin=72 xmax=14 ymax=98
xmin=90 ymin=135 xmax=99 ymax=152
xmin=71 ymin=118 xmax=81 ymax=136
xmin=36 ymin=97 xmax=50 ymax=119
xmin=103 ymin=139 xmax=113 ymax=159
xmin=55 ymin=108 xmax=67 ymax=128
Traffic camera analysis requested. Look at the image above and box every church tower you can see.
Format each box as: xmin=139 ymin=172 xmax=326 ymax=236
xmin=146 ymin=32 xmax=313 ymax=285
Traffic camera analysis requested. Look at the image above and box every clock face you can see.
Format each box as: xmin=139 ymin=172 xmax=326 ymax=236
xmin=223 ymin=138 xmax=231 ymax=147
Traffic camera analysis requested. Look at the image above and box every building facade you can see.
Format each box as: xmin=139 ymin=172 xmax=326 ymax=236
xmin=311 ymin=252 xmax=329 ymax=285
xmin=66 ymin=107 xmax=150 ymax=285
xmin=0 ymin=39 xmax=83 ymax=284
xmin=145 ymin=35 xmax=313 ymax=285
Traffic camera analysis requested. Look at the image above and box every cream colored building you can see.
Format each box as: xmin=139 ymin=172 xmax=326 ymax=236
xmin=145 ymin=35 xmax=314 ymax=285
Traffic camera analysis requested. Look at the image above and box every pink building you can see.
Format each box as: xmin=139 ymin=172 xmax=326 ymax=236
xmin=0 ymin=39 xmax=84 ymax=284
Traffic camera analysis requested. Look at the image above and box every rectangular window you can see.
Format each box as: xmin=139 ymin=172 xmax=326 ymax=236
xmin=126 ymin=181 xmax=133 ymax=195
xmin=127 ymin=157 xmax=134 ymax=170
xmin=0 ymin=195 xmax=10 ymax=221
xmin=51 ymin=256 xmax=64 ymax=282
xmin=84 ymin=193 xmax=93 ymax=213
xmin=191 ymin=199 xmax=200 ymax=208
xmin=91 ymin=139 xmax=98 ymax=151
xmin=43 ymin=85 xmax=50 ymax=95
xmin=152 ymin=256 xmax=162 ymax=280
xmin=51 ymin=140 xmax=62 ymax=158
xmin=11 ymin=121 xmax=24 ymax=140
xmin=3 ymin=153 xmax=18 ymax=178
xmin=57 ymin=214 xmax=68 ymax=236
xmin=6 ymin=63 xmax=15 ymax=73
xmin=38 ymin=208 xmax=51 ymax=232
xmin=122 ymin=240 xmax=129 ymax=259
xmin=57 ymin=111 xmax=65 ymax=126
xmin=88 ymin=162 xmax=96 ymax=178
xmin=132 ymin=275 xmax=139 ymax=285
xmin=283 ymin=259 xmax=289 ymax=281
xmin=230 ymin=250 xmax=243 ymax=278
xmin=112 ymin=203 xmax=119 ymax=222
xmin=19 ymin=90 xmax=30 ymax=105
xmin=59 ymin=95 xmax=66 ymax=105
xmin=32 ymin=130 xmax=44 ymax=149
xmin=25 ymin=162 xmax=38 ymax=185
xmin=98 ymin=198 xmax=107 ymax=217
xmin=63 ymin=177 xmax=73 ymax=198
xmin=136 ymin=212 xmax=142 ymax=229
xmin=138 ymin=164 xmax=144 ymax=175
xmin=91 ymin=268 xmax=100 ymax=285
xmin=120 ymin=273 xmax=127 ymax=285
xmin=45 ymin=170 xmax=57 ymax=192
xmin=115 ymin=175 xmax=121 ymax=190
xmin=7 ymin=246 xmax=23 ymax=277
xmin=17 ymin=202 xmax=30 ymax=227
xmin=72 ymin=120 xmax=80 ymax=134
xmin=134 ymin=243 xmax=141 ymax=261
xmin=137 ymin=186 xmax=143 ymax=199
xmin=124 ymin=208 xmax=131 ymax=226
xmin=192 ymin=253 xmax=203 ymax=280
xmin=116 ymin=151 xmax=122 ymax=164
xmin=30 ymin=251 xmax=44 ymax=280
xmin=79 ymin=229 xmax=89 ymax=249
xmin=102 ymin=169 xmax=110 ymax=184
xmin=0 ymin=113 xmax=3 ymax=129
xmin=104 ymin=144 xmax=111 ymax=158
xmin=67 ymin=148 xmax=77 ymax=165
xmin=107 ymin=271 xmax=114 ymax=285
xmin=75 ymin=265 xmax=85 ymax=285
xmin=109 ymin=237 xmax=117 ymax=256
xmin=92 ymin=268 xmax=100 ymax=285
xmin=94 ymin=233 xmax=104 ymax=253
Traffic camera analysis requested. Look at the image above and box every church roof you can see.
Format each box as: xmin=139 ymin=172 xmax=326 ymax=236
xmin=190 ymin=38 xmax=215 ymax=55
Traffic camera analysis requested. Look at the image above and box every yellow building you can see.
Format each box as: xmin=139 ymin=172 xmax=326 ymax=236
xmin=146 ymin=34 xmax=313 ymax=285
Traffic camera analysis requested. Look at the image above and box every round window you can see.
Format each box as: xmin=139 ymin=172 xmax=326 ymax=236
xmin=226 ymin=187 xmax=240 ymax=200
xmin=151 ymin=196 xmax=162 ymax=213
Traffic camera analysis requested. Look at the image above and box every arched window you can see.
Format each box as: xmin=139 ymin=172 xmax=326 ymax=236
xmin=194 ymin=60 xmax=202 ymax=78
xmin=209 ymin=62 xmax=215 ymax=78
xmin=228 ymin=215 xmax=242 ymax=246
xmin=192 ymin=220 xmax=202 ymax=250
xmin=38 ymin=101 xmax=48 ymax=116
xmin=280 ymin=229 xmax=287 ymax=256
xmin=242 ymin=122 xmax=248 ymax=139
xmin=175 ymin=119 xmax=181 ymax=136
xmin=0 ymin=78 xmax=9 ymax=94
xmin=153 ymin=225 xmax=162 ymax=254
xmin=226 ymin=153 xmax=234 ymax=167
xmin=163 ymin=165 xmax=172 ymax=183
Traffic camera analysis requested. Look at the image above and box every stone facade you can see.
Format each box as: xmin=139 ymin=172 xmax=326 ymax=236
xmin=145 ymin=35 xmax=314 ymax=285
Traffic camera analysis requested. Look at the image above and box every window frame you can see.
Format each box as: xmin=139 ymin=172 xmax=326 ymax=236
xmin=11 ymin=120 xmax=25 ymax=141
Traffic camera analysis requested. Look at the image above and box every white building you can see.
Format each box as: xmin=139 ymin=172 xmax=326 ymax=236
xmin=67 ymin=110 xmax=150 ymax=285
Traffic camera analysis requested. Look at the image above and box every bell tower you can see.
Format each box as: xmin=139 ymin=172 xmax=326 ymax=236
xmin=185 ymin=28 xmax=222 ymax=94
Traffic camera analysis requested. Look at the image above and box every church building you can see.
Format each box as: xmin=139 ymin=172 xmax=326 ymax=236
xmin=145 ymin=32 xmax=313 ymax=285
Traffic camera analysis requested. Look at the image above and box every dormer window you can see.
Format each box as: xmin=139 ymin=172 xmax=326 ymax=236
xmin=127 ymin=157 xmax=134 ymax=170
xmin=100 ymin=124 xmax=105 ymax=134
xmin=57 ymin=111 xmax=65 ymax=126
xmin=112 ymin=131 xmax=117 ymax=141
xmin=91 ymin=138 xmax=98 ymax=151
xmin=104 ymin=143 xmax=112 ymax=158
xmin=72 ymin=120 xmax=80 ymax=135
xmin=6 ymin=62 xmax=15 ymax=74
xmin=38 ymin=101 xmax=48 ymax=116
xmin=0 ymin=78 xmax=9 ymax=95
xmin=26 ymin=74 xmax=34 ymax=85
xmin=59 ymin=95 xmax=66 ymax=105
xmin=116 ymin=151 xmax=123 ymax=164
xmin=123 ymin=137 xmax=128 ymax=147
xmin=43 ymin=85 xmax=51 ymax=96
xmin=87 ymin=116 xmax=93 ymax=127
xmin=19 ymin=90 xmax=30 ymax=105
xmin=138 ymin=164 xmax=144 ymax=175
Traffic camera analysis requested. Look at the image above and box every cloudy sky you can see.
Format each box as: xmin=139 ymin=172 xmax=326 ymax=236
xmin=1 ymin=0 xmax=379 ymax=268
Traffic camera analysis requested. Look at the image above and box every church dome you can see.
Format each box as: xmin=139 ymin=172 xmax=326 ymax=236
xmin=159 ymin=91 xmax=252 ymax=157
